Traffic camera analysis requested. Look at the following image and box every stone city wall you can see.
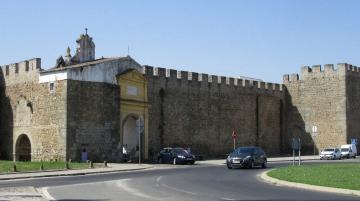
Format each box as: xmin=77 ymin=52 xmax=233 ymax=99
xmin=66 ymin=80 xmax=121 ymax=162
xmin=0 ymin=59 xmax=67 ymax=161
xmin=143 ymin=66 xmax=284 ymax=158
xmin=283 ymin=64 xmax=348 ymax=153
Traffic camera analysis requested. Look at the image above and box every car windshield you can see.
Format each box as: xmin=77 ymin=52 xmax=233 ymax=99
xmin=341 ymin=148 xmax=349 ymax=152
xmin=173 ymin=148 xmax=189 ymax=155
xmin=324 ymin=148 xmax=334 ymax=151
xmin=233 ymin=147 xmax=255 ymax=155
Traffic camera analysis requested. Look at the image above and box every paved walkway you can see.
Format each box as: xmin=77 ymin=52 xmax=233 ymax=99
xmin=0 ymin=155 xmax=318 ymax=181
xmin=0 ymin=163 xmax=153 ymax=181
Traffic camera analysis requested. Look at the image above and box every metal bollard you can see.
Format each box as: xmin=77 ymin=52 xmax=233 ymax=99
xmin=40 ymin=164 xmax=44 ymax=171
xmin=12 ymin=163 xmax=17 ymax=172
xmin=104 ymin=161 xmax=108 ymax=167
xmin=64 ymin=162 xmax=69 ymax=169
xmin=89 ymin=161 xmax=94 ymax=168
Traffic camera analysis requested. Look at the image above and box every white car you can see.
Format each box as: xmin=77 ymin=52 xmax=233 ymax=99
xmin=341 ymin=144 xmax=357 ymax=159
xmin=320 ymin=148 xmax=341 ymax=160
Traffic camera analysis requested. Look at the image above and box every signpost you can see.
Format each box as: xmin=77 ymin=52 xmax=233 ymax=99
xmin=232 ymin=130 xmax=237 ymax=150
xmin=312 ymin=125 xmax=318 ymax=155
xmin=291 ymin=138 xmax=301 ymax=166
xmin=136 ymin=118 xmax=144 ymax=164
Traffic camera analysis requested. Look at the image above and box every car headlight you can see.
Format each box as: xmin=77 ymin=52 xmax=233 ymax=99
xmin=177 ymin=155 xmax=185 ymax=159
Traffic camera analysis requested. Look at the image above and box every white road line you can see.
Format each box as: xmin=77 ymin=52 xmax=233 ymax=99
xmin=156 ymin=175 xmax=197 ymax=196
xmin=115 ymin=179 xmax=161 ymax=201
xmin=37 ymin=187 xmax=56 ymax=201
xmin=221 ymin=198 xmax=238 ymax=201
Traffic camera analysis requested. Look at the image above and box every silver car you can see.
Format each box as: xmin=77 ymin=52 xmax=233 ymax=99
xmin=319 ymin=148 xmax=341 ymax=160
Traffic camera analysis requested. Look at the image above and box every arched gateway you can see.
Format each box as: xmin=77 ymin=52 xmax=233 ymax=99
xmin=15 ymin=134 xmax=31 ymax=161
xmin=117 ymin=69 xmax=149 ymax=161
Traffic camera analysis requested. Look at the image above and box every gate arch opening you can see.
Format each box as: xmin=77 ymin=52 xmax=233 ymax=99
xmin=122 ymin=114 xmax=144 ymax=161
xmin=15 ymin=134 xmax=31 ymax=161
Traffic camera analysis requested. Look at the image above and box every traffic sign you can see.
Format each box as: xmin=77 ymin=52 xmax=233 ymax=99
xmin=231 ymin=130 xmax=237 ymax=139
xmin=312 ymin=126 xmax=317 ymax=133
xmin=291 ymin=138 xmax=301 ymax=150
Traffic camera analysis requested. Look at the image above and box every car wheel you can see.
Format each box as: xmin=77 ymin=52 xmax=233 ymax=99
xmin=261 ymin=160 xmax=267 ymax=168
xmin=249 ymin=161 xmax=254 ymax=169
xmin=190 ymin=161 xmax=195 ymax=165
xmin=227 ymin=162 xmax=232 ymax=169
xmin=173 ymin=158 xmax=177 ymax=165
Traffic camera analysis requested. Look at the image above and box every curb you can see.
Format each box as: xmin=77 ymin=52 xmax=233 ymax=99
xmin=260 ymin=170 xmax=360 ymax=197
xmin=0 ymin=166 xmax=153 ymax=181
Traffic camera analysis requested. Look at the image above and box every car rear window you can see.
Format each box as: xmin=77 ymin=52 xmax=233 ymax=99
xmin=341 ymin=148 xmax=349 ymax=152
xmin=324 ymin=148 xmax=334 ymax=151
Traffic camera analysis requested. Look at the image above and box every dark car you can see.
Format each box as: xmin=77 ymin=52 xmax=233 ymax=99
xmin=158 ymin=147 xmax=195 ymax=165
xmin=226 ymin=146 xmax=267 ymax=169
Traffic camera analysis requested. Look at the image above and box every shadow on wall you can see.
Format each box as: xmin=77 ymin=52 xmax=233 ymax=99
xmin=284 ymin=87 xmax=316 ymax=155
xmin=0 ymin=69 xmax=13 ymax=160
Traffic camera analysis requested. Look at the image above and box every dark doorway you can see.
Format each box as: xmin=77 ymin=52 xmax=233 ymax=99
xmin=16 ymin=134 xmax=31 ymax=161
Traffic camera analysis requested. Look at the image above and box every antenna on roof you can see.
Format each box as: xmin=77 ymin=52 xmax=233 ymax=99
xmin=127 ymin=45 xmax=130 ymax=56
xmin=85 ymin=28 xmax=88 ymax=35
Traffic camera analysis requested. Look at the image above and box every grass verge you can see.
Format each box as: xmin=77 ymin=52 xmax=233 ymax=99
xmin=0 ymin=160 xmax=89 ymax=173
xmin=267 ymin=163 xmax=360 ymax=190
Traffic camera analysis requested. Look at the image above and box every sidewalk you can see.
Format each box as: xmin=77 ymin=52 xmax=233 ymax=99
xmin=0 ymin=163 xmax=153 ymax=181
xmin=0 ymin=155 xmax=318 ymax=181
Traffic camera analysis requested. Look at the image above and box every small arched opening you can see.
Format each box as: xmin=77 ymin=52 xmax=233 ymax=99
xmin=15 ymin=134 xmax=31 ymax=161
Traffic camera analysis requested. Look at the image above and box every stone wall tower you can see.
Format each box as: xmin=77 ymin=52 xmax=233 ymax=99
xmin=71 ymin=29 xmax=95 ymax=64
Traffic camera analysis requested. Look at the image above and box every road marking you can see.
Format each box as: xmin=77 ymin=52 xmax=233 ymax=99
xmin=38 ymin=187 xmax=56 ymax=201
xmin=221 ymin=198 xmax=238 ymax=201
xmin=116 ymin=179 xmax=161 ymax=201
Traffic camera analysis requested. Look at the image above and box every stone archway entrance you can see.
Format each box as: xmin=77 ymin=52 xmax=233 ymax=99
xmin=122 ymin=114 xmax=144 ymax=161
xmin=117 ymin=69 xmax=149 ymax=161
xmin=15 ymin=134 xmax=31 ymax=161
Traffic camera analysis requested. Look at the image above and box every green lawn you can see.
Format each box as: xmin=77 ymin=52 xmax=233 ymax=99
xmin=0 ymin=160 xmax=89 ymax=173
xmin=267 ymin=163 xmax=360 ymax=190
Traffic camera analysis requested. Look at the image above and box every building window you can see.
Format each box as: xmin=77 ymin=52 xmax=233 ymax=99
xmin=49 ymin=82 xmax=55 ymax=92
xmin=15 ymin=65 xmax=19 ymax=74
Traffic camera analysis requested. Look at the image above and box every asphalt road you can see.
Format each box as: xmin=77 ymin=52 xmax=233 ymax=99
xmin=1 ymin=160 xmax=359 ymax=201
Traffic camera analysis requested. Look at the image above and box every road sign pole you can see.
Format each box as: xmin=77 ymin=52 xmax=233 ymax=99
xmin=293 ymin=149 xmax=295 ymax=166
xmin=138 ymin=119 xmax=141 ymax=165
xmin=298 ymin=138 xmax=301 ymax=166
xmin=233 ymin=138 xmax=236 ymax=150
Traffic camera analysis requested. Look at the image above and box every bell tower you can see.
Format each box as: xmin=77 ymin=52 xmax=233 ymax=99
xmin=71 ymin=28 xmax=95 ymax=64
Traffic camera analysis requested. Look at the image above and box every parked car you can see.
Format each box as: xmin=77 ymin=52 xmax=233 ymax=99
xmin=158 ymin=147 xmax=195 ymax=165
xmin=341 ymin=144 xmax=357 ymax=159
xmin=319 ymin=148 xmax=341 ymax=160
xmin=226 ymin=146 xmax=267 ymax=169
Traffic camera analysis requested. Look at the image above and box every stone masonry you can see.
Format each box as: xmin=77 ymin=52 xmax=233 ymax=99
xmin=1 ymin=32 xmax=359 ymax=162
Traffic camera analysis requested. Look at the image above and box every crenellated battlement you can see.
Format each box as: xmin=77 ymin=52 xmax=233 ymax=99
xmin=142 ymin=65 xmax=283 ymax=93
xmin=0 ymin=58 xmax=42 ymax=85
xmin=283 ymin=63 xmax=360 ymax=83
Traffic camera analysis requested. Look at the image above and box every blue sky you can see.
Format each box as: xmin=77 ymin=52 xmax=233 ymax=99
xmin=0 ymin=0 xmax=359 ymax=83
